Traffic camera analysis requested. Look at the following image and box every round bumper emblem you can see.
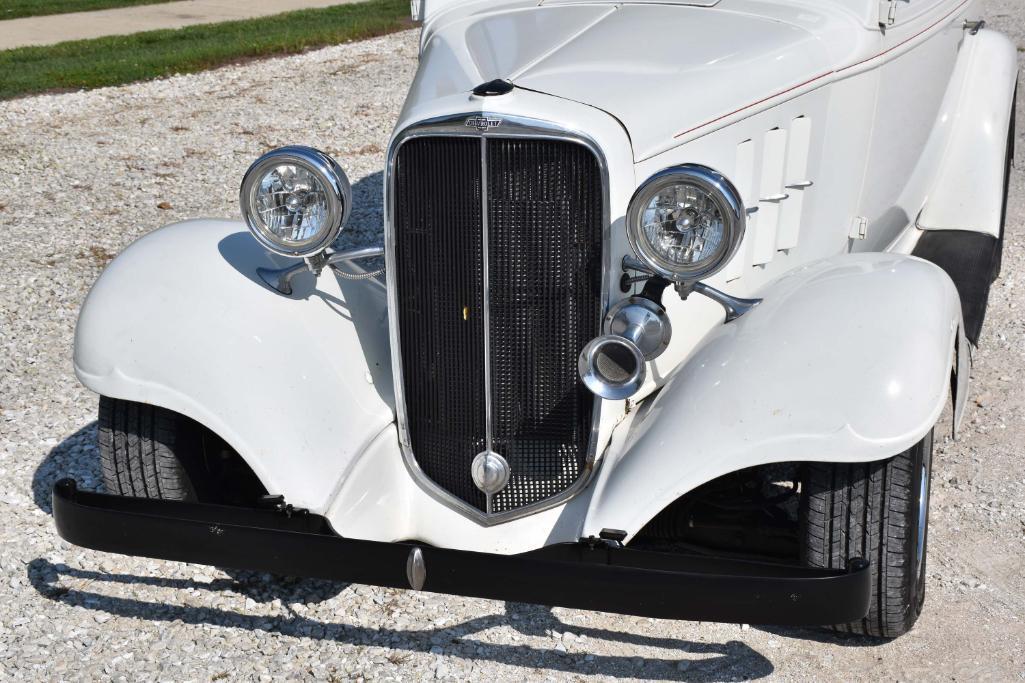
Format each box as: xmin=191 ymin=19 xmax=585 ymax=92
xmin=471 ymin=451 xmax=510 ymax=495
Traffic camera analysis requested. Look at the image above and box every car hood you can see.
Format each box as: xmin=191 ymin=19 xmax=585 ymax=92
xmin=416 ymin=2 xmax=835 ymax=161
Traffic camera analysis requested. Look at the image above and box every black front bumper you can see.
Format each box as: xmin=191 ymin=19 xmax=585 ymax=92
xmin=53 ymin=479 xmax=870 ymax=626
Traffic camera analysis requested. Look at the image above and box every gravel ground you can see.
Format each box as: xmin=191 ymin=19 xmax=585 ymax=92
xmin=1 ymin=4 xmax=1024 ymax=680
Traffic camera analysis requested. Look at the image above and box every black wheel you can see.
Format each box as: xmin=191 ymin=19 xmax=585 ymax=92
xmin=799 ymin=429 xmax=933 ymax=638
xmin=98 ymin=396 xmax=265 ymax=504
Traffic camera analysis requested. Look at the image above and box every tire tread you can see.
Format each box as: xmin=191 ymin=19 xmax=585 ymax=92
xmin=98 ymin=396 xmax=196 ymax=501
xmin=800 ymin=435 xmax=929 ymax=638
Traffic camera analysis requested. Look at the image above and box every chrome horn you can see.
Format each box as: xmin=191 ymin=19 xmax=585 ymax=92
xmin=578 ymin=297 xmax=672 ymax=400
xmin=604 ymin=297 xmax=672 ymax=360
xmin=578 ymin=335 xmax=646 ymax=400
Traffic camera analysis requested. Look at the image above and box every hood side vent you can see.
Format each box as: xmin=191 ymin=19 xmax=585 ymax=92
xmin=778 ymin=115 xmax=813 ymax=251
xmin=723 ymin=117 xmax=812 ymax=282
xmin=752 ymin=127 xmax=789 ymax=266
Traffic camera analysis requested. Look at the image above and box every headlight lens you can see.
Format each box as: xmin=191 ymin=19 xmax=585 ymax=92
xmin=626 ymin=165 xmax=744 ymax=282
xmin=240 ymin=146 xmax=351 ymax=257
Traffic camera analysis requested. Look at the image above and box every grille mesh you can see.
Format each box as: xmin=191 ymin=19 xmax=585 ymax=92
xmin=394 ymin=137 xmax=487 ymax=511
xmin=393 ymin=135 xmax=603 ymax=514
xmin=486 ymin=139 xmax=602 ymax=512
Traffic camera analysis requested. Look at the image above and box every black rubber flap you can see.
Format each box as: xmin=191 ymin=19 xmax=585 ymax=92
xmin=912 ymin=230 xmax=999 ymax=345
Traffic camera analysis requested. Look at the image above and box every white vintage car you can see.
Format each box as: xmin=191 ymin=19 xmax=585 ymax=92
xmin=55 ymin=0 xmax=1017 ymax=638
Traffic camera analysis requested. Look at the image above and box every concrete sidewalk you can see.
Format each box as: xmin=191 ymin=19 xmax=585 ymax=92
xmin=0 ymin=0 xmax=366 ymax=50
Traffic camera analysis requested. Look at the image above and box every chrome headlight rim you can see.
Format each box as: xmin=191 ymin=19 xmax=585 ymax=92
xmin=626 ymin=164 xmax=745 ymax=283
xmin=239 ymin=145 xmax=352 ymax=258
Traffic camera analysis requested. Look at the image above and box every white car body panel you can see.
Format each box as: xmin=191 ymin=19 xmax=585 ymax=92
xmin=582 ymin=253 xmax=964 ymax=540
xmin=73 ymin=219 xmax=395 ymax=512
xmin=487 ymin=3 xmax=842 ymax=162
xmin=415 ymin=0 xmax=986 ymax=160
xmin=72 ymin=0 xmax=1017 ymax=553
xmin=325 ymin=425 xmax=583 ymax=553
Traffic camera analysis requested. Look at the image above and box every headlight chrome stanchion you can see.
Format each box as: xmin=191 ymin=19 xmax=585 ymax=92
xmin=621 ymin=255 xmax=761 ymax=323
xmin=690 ymin=282 xmax=761 ymax=323
xmin=256 ymin=246 xmax=385 ymax=296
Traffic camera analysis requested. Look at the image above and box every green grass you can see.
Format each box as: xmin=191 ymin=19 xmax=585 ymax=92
xmin=0 ymin=0 xmax=411 ymax=99
xmin=1 ymin=0 xmax=178 ymax=20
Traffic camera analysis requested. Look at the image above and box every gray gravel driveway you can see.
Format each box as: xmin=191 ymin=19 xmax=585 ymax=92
xmin=1 ymin=4 xmax=1024 ymax=680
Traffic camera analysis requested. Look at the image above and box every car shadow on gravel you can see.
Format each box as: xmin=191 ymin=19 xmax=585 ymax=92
xmin=28 ymin=559 xmax=775 ymax=680
xmin=754 ymin=624 xmax=888 ymax=648
xmin=32 ymin=421 xmax=102 ymax=515
xmin=336 ymin=170 xmax=385 ymax=251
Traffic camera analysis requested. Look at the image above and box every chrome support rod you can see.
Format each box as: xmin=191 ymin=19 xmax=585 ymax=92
xmin=257 ymin=246 xmax=384 ymax=295
xmin=690 ymin=282 xmax=762 ymax=323
xmin=480 ymin=136 xmax=495 ymax=515
xmin=621 ymin=255 xmax=762 ymax=322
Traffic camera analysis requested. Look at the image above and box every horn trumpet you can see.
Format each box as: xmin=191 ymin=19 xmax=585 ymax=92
xmin=579 ymin=297 xmax=672 ymax=400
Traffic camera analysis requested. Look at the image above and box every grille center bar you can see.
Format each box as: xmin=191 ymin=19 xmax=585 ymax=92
xmin=474 ymin=136 xmax=509 ymax=514
xmin=482 ymin=138 xmax=493 ymax=458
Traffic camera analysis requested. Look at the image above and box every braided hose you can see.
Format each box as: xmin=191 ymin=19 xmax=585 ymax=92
xmin=329 ymin=264 xmax=385 ymax=280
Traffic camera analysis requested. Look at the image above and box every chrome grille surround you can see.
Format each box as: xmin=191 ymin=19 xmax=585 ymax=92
xmin=384 ymin=113 xmax=611 ymax=526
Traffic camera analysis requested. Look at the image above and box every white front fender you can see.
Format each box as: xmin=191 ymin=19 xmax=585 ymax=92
xmin=917 ymin=30 xmax=1018 ymax=237
xmin=583 ymin=253 xmax=965 ymax=540
xmin=74 ymin=219 xmax=394 ymax=512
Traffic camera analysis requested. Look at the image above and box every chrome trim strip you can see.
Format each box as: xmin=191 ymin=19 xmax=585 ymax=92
xmin=480 ymin=136 xmax=495 ymax=515
xmin=916 ymin=430 xmax=933 ymax=578
xmin=385 ymin=112 xmax=612 ymax=526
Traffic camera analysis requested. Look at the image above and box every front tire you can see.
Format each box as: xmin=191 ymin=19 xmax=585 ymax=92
xmin=799 ymin=430 xmax=933 ymax=638
xmin=98 ymin=396 xmax=200 ymax=501
xmin=98 ymin=397 xmax=266 ymax=504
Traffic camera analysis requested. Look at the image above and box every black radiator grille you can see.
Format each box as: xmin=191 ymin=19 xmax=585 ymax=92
xmin=393 ymin=135 xmax=603 ymax=515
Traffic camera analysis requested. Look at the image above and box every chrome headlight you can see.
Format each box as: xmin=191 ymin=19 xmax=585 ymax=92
xmin=626 ymin=164 xmax=744 ymax=282
xmin=240 ymin=146 xmax=351 ymax=257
